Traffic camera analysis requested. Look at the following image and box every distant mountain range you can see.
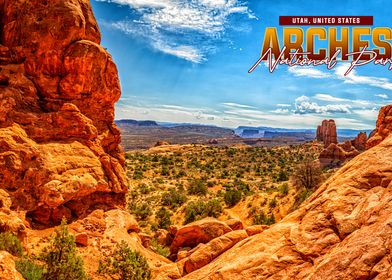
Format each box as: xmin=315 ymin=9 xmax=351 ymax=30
xmin=115 ymin=119 xmax=372 ymax=139
xmin=234 ymin=126 xmax=372 ymax=139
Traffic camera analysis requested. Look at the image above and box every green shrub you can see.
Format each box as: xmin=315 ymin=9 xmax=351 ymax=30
xmin=138 ymin=183 xmax=151 ymax=194
xmin=40 ymin=219 xmax=87 ymax=280
xmin=187 ymin=179 xmax=208 ymax=196
xmin=131 ymin=203 xmax=152 ymax=221
xmin=98 ymin=241 xmax=151 ymax=280
xmin=156 ymin=207 xmax=172 ymax=230
xmin=133 ymin=169 xmax=144 ymax=179
xmin=296 ymin=189 xmax=313 ymax=206
xmin=224 ymin=189 xmax=242 ymax=207
xmin=234 ymin=180 xmax=250 ymax=195
xmin=184 ymin=199 xmax=223 ymax=224
xmin=0 ymin=232 xmax=23 ymax=257
xmin=253 ymin=212 xmax=275 ymax=225
xmin=277 ymin=170 xmax=289 ymax=182
xmin=161 ymin=188 xmax=187 ymax=209
xmin=279 ymin=183 xmax=289 ymax=196
xmin=150 ymin=239 xmax=170 ymax=258
xmin=15 ymin=258 xmax=44 ymax=280
xmin=269 ymin=198 xmax=277 ymax=208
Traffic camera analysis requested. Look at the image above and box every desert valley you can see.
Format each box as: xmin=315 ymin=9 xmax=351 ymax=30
xmin=1 ymin=1 xmax=392 ymax=280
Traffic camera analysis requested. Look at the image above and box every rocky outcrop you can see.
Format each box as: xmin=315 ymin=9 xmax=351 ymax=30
xmin=181 ymin=131 xmax=392 ymax=280
xmin=316 ymin=119 xmax=337 ymax=147
xmin=353 ymin=131 xmax=367 ymax=151
xmin=0 ymin=0 xmax=127 ymax=225
xmin=0 ymin=189 xmax=26 ymax=239
xmin=317 ymin=119 xmax=367 ymax=166
xmin=367 ymin=105 xmax=392 ymax=149
xmin=182 ymin=230 xmax=249 ymax=274
xmin=0 ymin=251 xmax=24 ymax=280
xmin=170 ymin=218 xmax=232 ymax=257
xmin=319 ymin=142 xmax=360 ymax=167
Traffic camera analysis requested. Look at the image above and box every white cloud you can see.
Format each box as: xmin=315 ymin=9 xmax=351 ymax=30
xmin=154 ymin=43 xmax=204 ymax=63
xmin=288 ymin=67 xmax=331 ymax=79
xmin=115 ymin=98 xmax=375 ymax=129
xmin=334 ymin=64 xmax=392 ymax=91
xmin=99 ymin=0 xmax=255 ymax=62
xmin=276 ymin=104 xmax=291 ymax=107
xmin=287 ymin=63 xmax=392 ymax=92
xmin=222 ymin=102 xmax=256 ymax=109
xmin=375 ymin=93 xmax=389 ymax=99
xmin=313 ymin=94 xmax=347 ymax=102
xmin=271 ymin=108 xmax=289 ymax=114
xmin=294 ymin=95 xmax=351 ymax=115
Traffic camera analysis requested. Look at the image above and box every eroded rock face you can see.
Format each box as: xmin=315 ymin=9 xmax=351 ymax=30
xmin=181 ymin=133 xmax=392 ymax=280
xmin=316 ymin=119 xmax=337 ymax=147
xmin=0 ymin=251 xmax=24 ymax=280
xmin=0 ymin=0 xmax=127 ymax=225
xmin=353 ymin=131 xmax=367 ymax=151
xmin=318 ymin=124 xmax=367 ymax=167
xmin=319 ymin=142 xmax=359 ymax=167
xmin=182 ymin=230 xmax=249 ymax=274
xmin=367 ymin=105 xmax=392 ymax=149
xmin=170 ymin=218 xmax=232 ymax=257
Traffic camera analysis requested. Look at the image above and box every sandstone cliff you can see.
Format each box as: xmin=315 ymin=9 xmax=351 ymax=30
xmin=177 ymin=111 xmax=392 ymax=279
xmin=0 ymin=0 xmax=127 ymax=225
xmin=367 ymin=105 xmax=392 ymax=149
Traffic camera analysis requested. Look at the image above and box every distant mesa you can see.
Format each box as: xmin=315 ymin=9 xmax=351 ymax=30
xmin=116 ymin=119 xmax=158 ymax=127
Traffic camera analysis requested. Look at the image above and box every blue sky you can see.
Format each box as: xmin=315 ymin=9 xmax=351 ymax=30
xmin=91 ymin=0 xmax=392 ymax=129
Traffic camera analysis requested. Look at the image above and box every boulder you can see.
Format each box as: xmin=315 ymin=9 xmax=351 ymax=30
xmin=170 ymin=218 xmax=232 ymax=256
xmin=154 ymin=229 xmax=174 ymax=247
xmin=75 ymin=232 xmax=88 ymax=247
xmin=183 ymin=230 xmax=249 ymax=274
xmin=245 ymin=225 xmax=269 ymax=236
xmin=225 ymin=218 xmax=244 ymax=230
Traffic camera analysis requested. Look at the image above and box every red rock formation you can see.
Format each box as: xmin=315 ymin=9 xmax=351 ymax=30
xmin=0 ymin=0 xmax=127 ymax=225
xmin=316 ymin=119 xmax=337 ymax=147
xmin=225 ymin=218 xmax=244 ymax=230
xmin=319 ymin=142 xmax=360 ymax=167
xmin=352 ymin=131 xmax=367 ymax=151
xmin=170 ymin=218 xmax=232 ymax=257
xmin=367 ymin=105 xmax=392 ymax=149
xmin=182 ymin=230 xmax=249 ymax=274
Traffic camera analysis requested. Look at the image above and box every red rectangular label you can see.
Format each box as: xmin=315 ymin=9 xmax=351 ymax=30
xmin=279 ymin=16 xmax=373 ymax=26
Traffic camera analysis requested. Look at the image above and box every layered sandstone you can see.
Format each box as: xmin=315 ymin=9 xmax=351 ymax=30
xmin=317 ymin=119 xmax=367 ymax=167
xmin=367 ymin=105 xmax=392 ymax=149
xmin=0 ymin=0 xmax=127 ymax=225
xmin=181 ymin=117 xmax=392 ymax=279
xmin=316 ymin=119 xmax=337 ymax=147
